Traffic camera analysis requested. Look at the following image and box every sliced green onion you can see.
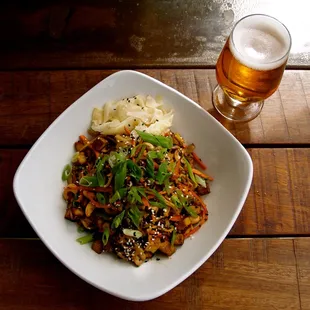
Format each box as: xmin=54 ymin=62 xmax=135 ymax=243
xmin=79 ymin=176 xmax=99 ymax=187
xmin=128 ymin=187 xmax=142 ymax=204
xmin=148 ymin=148 xmax=167 ymax=160
xmin=184 ymin=205 xmax=198 ymax=218
xmin=195 ymin=174 xmax=206 ymax=188
xmin=184 ymin=157 xmax=197 ymax=187
xmin=123 ymin=228 xmax=142 ymax=238
xmin=62 ymin=164 xmax=72 ymax=181
xmin=76 ymin=233 xmax=94 ymax=245
xmin=127 ymin=160 xmax=142 ymax=181
xmin=136 ymin=130 xmax=173 ymax=149
xmin=171 ymin=194 xmax=182 ymax=208
xmin=130 ymin=145 xmax=140 ymax=157
xmin=111 ymin=210 xmax=125 ymax=230
xmin=77 ymin=226 xmax=85 ymax=233
xmin=96 ymin=193 xmax=106 ymax=204
xmin=102 ymin=227 xmax=110 ymax=246
xmin=108 ymin=151 xmax=126 ymax=168
xmin=95 ymin=155 xmax=108 ymax=173
xmin=110 ymin=188 xmax=127 ymax=203
xmin=136 ymin=144 xmax=146 ymax=162
xmin=137 ymin=187 xmax=147 ymax=198
xmin=176 ymin=189 xmax=186 ymax=205
xmin=149 ymin=201 xmax=166 ymax=208
xmin=146 ymin=188 xmax=166 ymax=206
xmin=128 ymin=205 xmax=141 ymax=229
xmin=146 ymin=156 xmax=155 ymax=178
xmin=96 ymin=170 xmax=105 ymax=187
xmin=171 ymin=229 xmax=176 ymax=246
xmin=156 ymin=162 xmax=170 ymax=185
xmin=114 ymin=161 xmax=127 ymax=191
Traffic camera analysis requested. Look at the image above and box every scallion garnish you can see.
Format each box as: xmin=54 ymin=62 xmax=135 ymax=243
xmin=80 ymin=176 xmax=99 ymax=187
xmin=96 ymin=193 xmax=106 ymax=204
xmin=62 ymin=164 xmax=72 ymax=181
xmin=136 ymin=130 xmax=173 ymax=148
xmin=111 ymin=210 xmax=125 ymax=230
xmin=76 ymin=233 xmax=94 ymax=245
xmin=102 ymin=227 xmax=110 ymax=246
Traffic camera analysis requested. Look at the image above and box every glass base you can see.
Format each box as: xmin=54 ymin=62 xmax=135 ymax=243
xmin=212 ymin=85 xmax=264 ymax=122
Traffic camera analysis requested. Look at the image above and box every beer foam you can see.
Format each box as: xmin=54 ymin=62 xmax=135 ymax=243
xmin=230 ymin=15 xmax=291 ymax=71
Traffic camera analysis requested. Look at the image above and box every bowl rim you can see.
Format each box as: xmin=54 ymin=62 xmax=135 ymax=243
xmin=13 ymin=70 xmax=253 ymax=301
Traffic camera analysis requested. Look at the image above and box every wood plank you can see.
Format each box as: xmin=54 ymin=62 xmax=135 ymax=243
xmin=0 ymin=238 xmax=307 ymax=309
xmin=1 ymin=148 xmax=309 ymax=238
xmin=294 ymin=239 xmax=310 ymax=310
xmin=0 ymin=0 xmax=309 ymax=69
xmin=1 ymin=70 xmax=310 ymax=146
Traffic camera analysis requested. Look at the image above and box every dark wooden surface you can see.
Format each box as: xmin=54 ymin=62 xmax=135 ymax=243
xmin=1 ymin=238 xmax=309 ymax=310
xmin=1 ymin=70 xmax=310 ymax=146
xmin=1 ymin=1 xmax=310 ymax=307
xmin=0 ymin=0 xmax=309 ymax=69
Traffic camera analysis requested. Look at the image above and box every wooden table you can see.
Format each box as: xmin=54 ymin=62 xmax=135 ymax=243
xmin=1 ymin=1 xmax=310 ymax=310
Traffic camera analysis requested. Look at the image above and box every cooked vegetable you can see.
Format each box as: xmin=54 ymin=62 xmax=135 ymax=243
xmin=76 ymin=233 xmax=94 ymax=244
xmin=62 ymin=164 xmax=72 ymax=181
xmin=136 ymin=130 xmax=173 ymax=148
xmin=63 ymin=128 xmax=212 ymax=266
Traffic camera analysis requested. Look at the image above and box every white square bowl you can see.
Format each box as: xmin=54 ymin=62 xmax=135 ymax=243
xmin=13 ymin=70 xmax=253 ymax=301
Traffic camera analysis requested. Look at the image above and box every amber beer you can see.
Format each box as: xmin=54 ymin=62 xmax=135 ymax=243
xmin=216 ymin=15 xmax=291 ymax=103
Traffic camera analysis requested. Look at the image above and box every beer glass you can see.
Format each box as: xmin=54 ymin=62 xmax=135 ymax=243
xmin=213 ymin=14 xmax=291 ymax=122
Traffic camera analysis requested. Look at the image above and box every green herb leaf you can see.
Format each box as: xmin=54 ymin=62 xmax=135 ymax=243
xmin=96 ymin=193 xmax=106 ymax=204
xmin=114 ymin=161 xmax=127 ymax=191
xmin=111 ymin=210 xmax=125 ymax=230
xmin=146 ymin=156 xmax=155 ymax=178
xmin=184 ymin=157 xmax=197 ymax=187
xmin=171 ymin=229 xmax=176 ymax=246
xmin=102 ymin=227 xmax=110 ymax=246
xmin=128 ymin=205 xmax=141 ymax=229
xmin=184 ymin=205 xmax=198 ymax=218
xmin=76 ymin=233 xmax=94 ymax=245
xmin=80 ymin=176 xmax=99 ymax=187
xmin=156 ymin=162 xmax=170 ymax=185
xmin=110 ymin=188 xmax=127 ymax=203
xmin=127 ymin=160 xmax=142 ymax=181
xmin=62 ymin=164 xmax=72 ymax=181
xmin=136 ymin=130 xmax=173 ymax=148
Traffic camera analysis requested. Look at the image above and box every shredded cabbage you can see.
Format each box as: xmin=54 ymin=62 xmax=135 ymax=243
xmin=91 ymin=95 xmax=173 ymax=135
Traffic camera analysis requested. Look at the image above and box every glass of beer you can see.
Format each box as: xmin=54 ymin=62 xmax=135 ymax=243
xmin=213 ymin=14 xmax=291 ymax=122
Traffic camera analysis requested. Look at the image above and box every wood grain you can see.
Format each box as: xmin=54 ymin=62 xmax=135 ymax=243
xmin=0 ymin=0 xmax=309 ymax=69
xmin=1 ymin=70 xmax=310 ymax=146
xmin=2 ymin=148 xmax=309 ymax=238
xmin=0 ymin=238 xmax=308 ymax=310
